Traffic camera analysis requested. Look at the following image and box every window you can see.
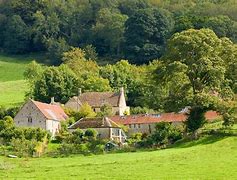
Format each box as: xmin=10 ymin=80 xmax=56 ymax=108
xmin=28 ymin=116 xmax=32 ymax=123
xmin=138 ymin=124 xmax=141 ymax=128
xmin=134 ymin=124 xmax=136 ymax=128
xmin=129 ymin=124 xmax=131 ymax=128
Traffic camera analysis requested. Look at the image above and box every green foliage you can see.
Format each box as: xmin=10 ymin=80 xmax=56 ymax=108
xmin=130 ymin=106 xmax=152 ymax=114
xmin=0 ymin=106 xmax=20 ymax=119
xmin=0 ymin=0 xmax=237 ymax=66
xmin=3 ymin=15 xmax=30 ymax=54
xmin=97 ymin=104 xmax=113 ymax=117
xmin=83 ymin=45 xmax=98 ymax=60
xmin=78 ymin=103 xmax=97 ymax=119
xmin=0 ymin=118 xmax=49 ymax=145
xmin=174 ymin=15 xmax=237 ymax=43
xmin=127 ymin=132 xmax=143 ymax=145
xmin=46 ymin=38 xmax=70 ymax=65
xmin=10 ymin=138 xmax=38 ymax=157
xmin=185 ymin=107 xmax=207 ymax=135
xmin=84 ymin=129 xmax=98 ymax=140
xmin=124 ymin=8 xmax=174 ymax=63
xmin=100 ymin=60 xmax=151 ymax=107
xmin=157 ymin=28 xmax=237 ymax=132
xmin=92 ymin=8 xmax=128 ymax=56
xmin=32 ymin=65 xmax=79 ymax=103
xmin=149 ymin=122 xmax=182 ymax=147
xmin=57 ymin=128 xmax=104 ymax=156
xmin=63 ymin=48 xmax=112 ymax=92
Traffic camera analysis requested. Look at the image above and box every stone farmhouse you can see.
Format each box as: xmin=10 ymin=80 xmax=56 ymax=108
xmin=68 ymin=117 xmax=127 ymax=143
xmin=65 ymin=87 xmax=130 ymax=116
xmin=14 ymin=99 xmax=68 ymax=137
xmin=111 ymin=111 xmax=219 ymax=136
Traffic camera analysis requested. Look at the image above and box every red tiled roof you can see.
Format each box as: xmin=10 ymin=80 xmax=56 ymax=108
xmin=111 ymin=111 xmax=219 ymax=125
xmin=32 ymin=100 xmax=68 ymax=121
xmin=68 ymin=117 xmax=120 ymax=129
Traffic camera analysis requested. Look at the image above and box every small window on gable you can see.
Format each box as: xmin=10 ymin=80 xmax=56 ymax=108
xmin=28 ymin=116 xmax=32 ymax=123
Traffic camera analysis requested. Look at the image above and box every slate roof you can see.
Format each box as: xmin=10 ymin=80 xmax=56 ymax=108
xmin=32 ymin=100 xmax=68 ymax=121
xmin=111 ymin=111 xmax=219 ymax=125
xmin=71 ymin=92 xmax=121 ymax=107
xmin=68 ymin=117 xmax=121 ymax=129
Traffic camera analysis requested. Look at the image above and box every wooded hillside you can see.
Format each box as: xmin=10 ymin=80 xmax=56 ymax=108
xmin=0 ymin=0 xmax=237 ymax=64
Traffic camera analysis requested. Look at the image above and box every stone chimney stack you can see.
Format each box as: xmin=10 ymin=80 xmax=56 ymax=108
xmin=77 ymin=88 xmax=82 ymax=111
xmin=120 ymin=87 xmax=124 ymax=94
xmin=50 ymin=97 xmax=55 ymax=104
xmin=78 ymin=88 xmax=82 ymax=96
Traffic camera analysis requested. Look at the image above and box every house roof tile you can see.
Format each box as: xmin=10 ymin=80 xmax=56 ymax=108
xmin=72 ymin=92 xmax=121 ymax=107
xmin=32 ymin=100 xmax=68 ymax=121
xmin=111 ymin=111 xmax=219 ymax=125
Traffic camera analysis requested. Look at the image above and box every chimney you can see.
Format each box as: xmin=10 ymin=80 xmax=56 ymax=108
xmin=77 ymin=88 xmax=82 ymax=111
xmin=50 ymin=97 xmax=55 ymax=104
xmin=78 ymin=88 xmax=82 ymax=96
xmin=120 ymin=87 xmax=124 ymax=94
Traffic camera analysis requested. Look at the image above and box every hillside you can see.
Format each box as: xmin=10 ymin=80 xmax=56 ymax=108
xmin=0 ymin=54 xmax=44 ymax=107
xmin=0 ymin=135 xmax=236 ymax=179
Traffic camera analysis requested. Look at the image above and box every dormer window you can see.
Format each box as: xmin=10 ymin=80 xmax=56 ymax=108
xmin=28 ymin=116 xmax=32 ymax=123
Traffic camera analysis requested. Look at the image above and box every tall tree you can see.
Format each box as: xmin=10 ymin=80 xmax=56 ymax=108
xmin=32 ymin=65 xmax=79 ymax=103
xmin=157 ymin=28 xmax=234 ymax=135
xmin=63 ymin=48 xmax=111 ymax=92
xmin=124 ymin=8 xmax=174 ymax=64
xmin=3 ymin=15 xmax=30 ymax=54
xmin=92 ymin=8 xmax=128 ymax=56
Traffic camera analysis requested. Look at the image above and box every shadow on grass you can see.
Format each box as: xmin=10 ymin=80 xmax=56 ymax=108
xmin=171 ymin=134 xmax=229 ymax=149
xmin=0 ymin=52 xmax=50 ymax=65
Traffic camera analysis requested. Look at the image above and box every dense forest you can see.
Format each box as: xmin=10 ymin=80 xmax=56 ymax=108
xmin=0 ymin=0 xmax=237 ymax=64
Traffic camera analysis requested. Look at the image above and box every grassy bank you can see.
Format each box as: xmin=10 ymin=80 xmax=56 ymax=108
xmin=0 ymin=53 xmax=45 ymax=107
xmin=0 ymin=135 xmax=236 ymax=179
xmin=0 ymin=80 xmax=28 ymax=107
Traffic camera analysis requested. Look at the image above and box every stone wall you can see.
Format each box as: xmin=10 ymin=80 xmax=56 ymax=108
xmin=126 ymin=122 xmax=184 ymax=137
xmin=14 ymin=100 xmax=46 ymax=130
xmin=46 ymin=119 xmax=61 ymax=137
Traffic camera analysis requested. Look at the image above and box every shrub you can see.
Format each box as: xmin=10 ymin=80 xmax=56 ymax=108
xmin=57 ymin=143 xmax=75 ymax=156
xmin=127 ymin=133 xmax=143 ymax=145
xmin=0 ymin=121 xmax=49 ymax=145
xmin=10 ymin=138 xmax=38 ymax=157
xmin=140 ymin=122 xmax=183 ymax=148
xmin=0 ymin=106 xmax=20 ymax=119
xmin=85 ymin=129 xmax=98 ymax=140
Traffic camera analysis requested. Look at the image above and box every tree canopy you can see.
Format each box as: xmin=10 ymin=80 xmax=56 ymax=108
xmin=1 ymin=0 xmax=237 ymax=64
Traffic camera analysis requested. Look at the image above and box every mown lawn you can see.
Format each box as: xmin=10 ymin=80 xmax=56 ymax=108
xmin=0 ymin=135 xmax=236 ymax=179
xmin=0 ymin=53 xmax=45 ymax=107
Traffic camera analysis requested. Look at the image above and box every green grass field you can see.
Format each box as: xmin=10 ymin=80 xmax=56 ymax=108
xmin=0 ymin=54 xmax=45 ymax=107
xmin=0 ymin=135 xmax=236 ymax=179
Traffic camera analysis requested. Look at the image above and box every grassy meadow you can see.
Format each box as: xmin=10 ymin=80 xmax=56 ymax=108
xmin=0 ymin=54 xmax=45 ymax=107
xmin=0 ymin=135 xmax=236 ymax=179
